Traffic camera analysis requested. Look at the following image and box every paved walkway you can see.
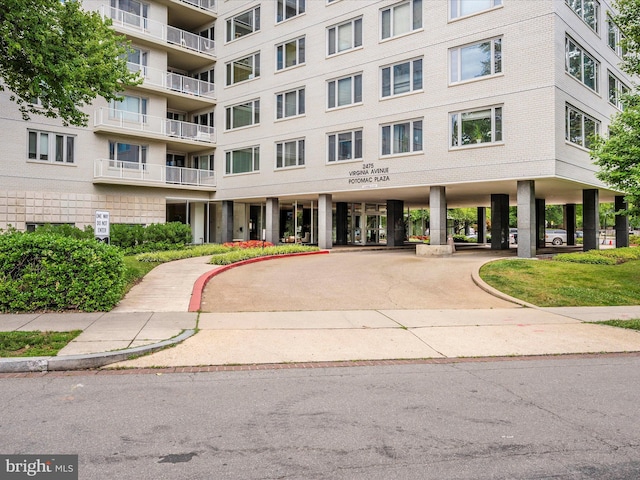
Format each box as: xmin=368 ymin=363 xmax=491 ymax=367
xmin=2 ymin=247 xmax=640 ymax=371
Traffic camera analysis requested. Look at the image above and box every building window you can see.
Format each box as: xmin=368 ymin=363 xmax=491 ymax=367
xmin=566 ymin=0 xmax=599 ymax=33
xmin=276 ymin=139 xmax=305 ymax=169
xmin=607 ymin=15 xmax=626 ymax=57
xmin=225 ymin=146 xmax=260 ymax=175
xmin=192 ymin=154 xmax=214 ymax=170
xmin=328 ymin=129 xmax=363 ymax=162
xmin=565 ymin=36 xmax=599 ymax=92
xmin=450 ymin=37 xmax=502 ymax=83
xmin=109 ymin=141 xmax=147 ymax=168
xmin=28 ymin=130 xmax=75 ymax=164
xmin=328 ymin=17 xmax=363 ymax=56
xmin=276 ymin=88 xmax=305 ymax=119
xmin=277 ymin=0 xmax=305 ymax=23
xmin=566 ymin=104 xmax=599 ymax=148
xmin=226 ymin=6 xmax=260 ymax=42
xmin=381 ymin=119 xmax=423 ymax=155
xmin=450 ymin=106 xmax=502 ymax=147
xmin=225 ymin=100 xmax=260 ymax=130
xmin=276 ymin=37 xmax=305 ymax=71
xmin=328 ymin=74 xmax=362 ymax=109
xmin=381 ymin=58 xmax=422 ymax=97
xmin=381 ymin=0 xmax=422 ymax=40
xmin=109 ymin=95 xmax=147 ymax=122
xmin=608 ymin=72 xmax=629 ymax=110
xmin=226 ymin=52 xmax=260 ymax=86
xmin=450 ymin=0 xmax=502 ymax=20
xmin=124 ymin=46 xmax=148 ymax=75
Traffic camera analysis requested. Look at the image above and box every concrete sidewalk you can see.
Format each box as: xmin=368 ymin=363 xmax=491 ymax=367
xmin=2 ymin=249 xmax=640 ymax=372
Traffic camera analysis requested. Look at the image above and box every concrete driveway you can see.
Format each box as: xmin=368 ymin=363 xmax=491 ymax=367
xmin=200 ymin=248 xmax=519 ymax=312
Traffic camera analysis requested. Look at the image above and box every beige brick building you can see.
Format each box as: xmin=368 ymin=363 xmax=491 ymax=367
xmin=0 ymin=0 xmax=634 ymax=256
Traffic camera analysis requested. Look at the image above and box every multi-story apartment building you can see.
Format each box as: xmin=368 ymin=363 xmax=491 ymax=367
xmin=0 ymin=0 xmax=635 ymax=257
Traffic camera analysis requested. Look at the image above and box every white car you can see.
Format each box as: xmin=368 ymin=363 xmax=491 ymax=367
xmin=545 ymin=229 xmax=567 ymax=245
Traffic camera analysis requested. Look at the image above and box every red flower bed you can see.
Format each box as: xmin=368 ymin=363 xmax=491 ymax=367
xmin=222 ymin=240 xmax=274 ymax=248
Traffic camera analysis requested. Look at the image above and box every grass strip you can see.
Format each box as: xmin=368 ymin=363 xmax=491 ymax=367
xmin=594 ymin=319 xmax=640 ymax=331
xmin=0 ymin=330 xmax=82 ymax=357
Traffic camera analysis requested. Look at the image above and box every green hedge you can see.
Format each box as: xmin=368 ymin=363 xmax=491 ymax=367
xmin=209 ymin=245 xmax=320 ymax=265
xmin=110 ymin=222 xmax=192 ymax=254
xmin=554 ymin=247 xmax=640 ymax=265
xmin=31 ymin=224 xmax=95 ymax=239
xmin=0 ymin=233 xmax=126 ymax=312
xmin=135 ymin=244 xmax=319 ymax=264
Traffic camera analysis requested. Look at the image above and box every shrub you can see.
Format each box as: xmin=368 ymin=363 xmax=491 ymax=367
xmin=222 ymin=240 xmax=274 ymax=248
xmin=144 ymin=222 xmax=192 ymax=245
xmin=209 ymin=245 xmax=319 ymax=265
xmin=630 ymin=235 xmax=640 ymax=245
xmin=0 ymin=233 xmax=126 ymax=312
xmin=109 ymin=222 xmax=192 ymax=254
xmin=31 ymin=223 xmax=94 ymax=240
xmin=554 ymin=252 xmax=617 ymax=265
xmin=554 ymin=247 xmax=640 ymax=265
xmin=135 ymin=244 xmax=233 ymax=263
xmin=110 ymin=224 xmax=145 ymax=249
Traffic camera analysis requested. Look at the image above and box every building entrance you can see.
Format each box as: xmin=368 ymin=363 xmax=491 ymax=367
xmin=348 ymin=203 xmax=387 ymax=245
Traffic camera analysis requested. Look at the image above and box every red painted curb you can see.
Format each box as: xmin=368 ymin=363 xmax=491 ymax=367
xmin=188 ymin=250 xmax=329 ymax=312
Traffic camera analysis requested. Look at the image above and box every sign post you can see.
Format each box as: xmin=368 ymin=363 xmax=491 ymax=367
xmin=95 ymin=210 xmax=110 ymax=243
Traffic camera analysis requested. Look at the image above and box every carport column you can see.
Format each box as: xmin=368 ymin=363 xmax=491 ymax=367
xmin=565 ymin=204 xmax=576 ymax=246
xmin=335 ymin=202 xmax=348 ymax=245
xmin=318 ymin=194 xmax=333 ymax=250
xmin=221 ymin=201 xmax=234 ymax=243
xmin=583 ymin=189 xmax=600 ymax=251
xmin=615 ymin=196 xmax=629 ymax=248
xmin=265 ymin=197 xmax=280 ymax=244
xmin=535 ymin=198 xmax=545 ymax=249
xmin=517 ymin=181 xmax=536 ymax=258
xmin=490 ymin=194 xmax=509 ymax=250
xmin=386 ymin=200 xmax=405 ymax=246
xmin=429 ymin=186 xmax=447 ymax=245
xmin=476 ymin=207 xmax=487 ymax=244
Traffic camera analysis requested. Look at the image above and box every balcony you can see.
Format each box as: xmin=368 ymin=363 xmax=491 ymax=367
xmin=129 ymin=63 xmax=215 ymax=109
xmin=174 ymin=0 xmax=216 ymax=14
xmin=94 ymin=159 xmax=216 ymax=190
xmin=94 ymin=108 xmax=216 ymax=147
xmin=101 ymin=5 xmax=215 ymax=58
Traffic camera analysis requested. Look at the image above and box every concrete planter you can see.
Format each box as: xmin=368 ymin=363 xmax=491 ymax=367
xmin=416 ymin=243 xmax=454 ymax=256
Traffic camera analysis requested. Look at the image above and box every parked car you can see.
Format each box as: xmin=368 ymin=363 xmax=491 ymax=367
xmin=509 ymin=228 xmax=518 ymax=244
xmin=545 ymin=229 xmax=567 ymax=245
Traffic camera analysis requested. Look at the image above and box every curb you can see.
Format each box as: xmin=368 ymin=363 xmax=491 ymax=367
xmin=470 ymin=257 xmax=540 ymax=309
xmin=0 ymin=329 xmax=196 ymax=373
xmin=188 ymin=250 xmax=330 ymax=312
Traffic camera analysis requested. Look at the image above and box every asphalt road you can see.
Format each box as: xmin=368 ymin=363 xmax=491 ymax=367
xmin=2 ymin=357 xmax=640 ymax=479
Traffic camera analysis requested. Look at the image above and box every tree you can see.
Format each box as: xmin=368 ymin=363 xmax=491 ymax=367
xmin=0 ymin=0 xmax=140 ymax=126
xmin=591 ymin=95 xmax=640 ymax=215
xmin=590 ymin=0 xmax=640 ymax=214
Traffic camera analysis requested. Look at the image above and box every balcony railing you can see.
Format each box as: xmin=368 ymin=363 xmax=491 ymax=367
xmin=128 ymin=63 xmax=215 ymax=99
xmin=176 ymin=0 xmax=216 ymax=13
xmin=94 ymin=108 xmax=215 ymax=144
xmin=94 ymin=159 xmax=217 ymax=188
xmin=101 ymin=5 xmax=215 ymax=57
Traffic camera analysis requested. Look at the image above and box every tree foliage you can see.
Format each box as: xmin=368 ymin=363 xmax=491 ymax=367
xmin=591 ymin=96 xmax=640 ymax=215
xmin=0 ymin=0 xmax=140 ymax=126
xmin=615 ymin=0 xmax=640 ymax=76
xmin=590 ymin=0 xmax=640 ymax=214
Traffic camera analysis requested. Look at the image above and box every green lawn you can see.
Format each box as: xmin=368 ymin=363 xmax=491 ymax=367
xmin=480 ymin=258 xmax=640 ymax=307
xmin=0 ymin=331 xmax=82 ymax=357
